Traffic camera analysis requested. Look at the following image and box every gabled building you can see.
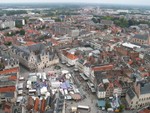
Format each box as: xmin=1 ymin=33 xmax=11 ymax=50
xmin=105 ymin=82 xmax=114 ymax=97
xmin=126 ymin=81 xmax=150 ymax=109
xmin=45 ymin=91 xmax=65 ymax=113
xmin=131 ymin=34 xmax=150 ymax=45
xmin=95 ymin=78 xmax=106 ymax=99
xmin=11 ymin=43 xmax=59 ymax=70
xmin=0 ymin=21 xmax=15 ymax=29
xmin=61 ymin=48 xmax=78 ymax=66
xmin=0 ymin=55 xmax=19 ymax=102
xmin=144 ymin=53 xmax=150 ymax=64
xmin=0 ymin=55 xmax=19 ymax=71
xmin=97 ymin=83 xmax=106 ymax=99
xmin=119 ymin=81 xmax=132 ymax=97
xmin=91 ymin=64 xmax=113 ymax=82
xmin=0 ymin=68 xmax=19 ymax=103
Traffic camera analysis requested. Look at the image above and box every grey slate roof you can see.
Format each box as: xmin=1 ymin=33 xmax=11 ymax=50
xmin=127 ymin=88 xmax=136 ymax=100
xmin=28 ymin=43 xmax=45 ymax=53
xmin=44 ymin=110 xmax=53 ymax=113
xmin=12 ymin=43 xmax=57 ymax=65
xmin=144 ymin=53 xmax=150 ymax=62
xmin=133 ymin=34 xmax=149 ymax=40
xmin=140 ymin=82 xmax=150 ymax=94
xmin=99 ymin=86 xmax=105 ymax=91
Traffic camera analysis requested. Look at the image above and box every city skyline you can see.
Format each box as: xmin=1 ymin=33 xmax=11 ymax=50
xmin=0 ymin=0 xmax=150 ymax=6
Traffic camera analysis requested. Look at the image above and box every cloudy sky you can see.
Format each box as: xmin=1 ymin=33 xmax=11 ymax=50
xmin=0 ymin=0 xmax=150 ymax=6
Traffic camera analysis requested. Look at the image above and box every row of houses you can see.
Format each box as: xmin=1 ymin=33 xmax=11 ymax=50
xmin=0 ymin=55 xmax=19 ymax=103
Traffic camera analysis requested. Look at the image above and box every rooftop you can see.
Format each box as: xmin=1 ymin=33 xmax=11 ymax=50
xmin=0 ymin=67 xmax=19 ymax=74
xmin=133 ymin=34 xmax=149 ymax=40
xmin=122 ymin=42 xmax=141 ymax=49
xmin=140 ymin=82 xmax=150 ymax=95
xmin=127 ymin=88 xmax=136 ymax=100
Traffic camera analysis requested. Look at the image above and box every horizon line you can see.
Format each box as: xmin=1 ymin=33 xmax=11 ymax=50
xmin=0 ymin=2 xmax=149 ymax=7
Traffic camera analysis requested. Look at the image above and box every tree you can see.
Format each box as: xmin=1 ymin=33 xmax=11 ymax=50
xmin=19 ymin=30 xmax=25 ymax=35
xmin=0 ymin=63 xmax=3 ymax=69
xmin=54 ymin=18 xmax=61 ymax=22
xmin=114 ymin=18 xmax=128 ymax=28
xmin=5 ymin=32 xmax=16 ymax=36
xmin=119 ymin=104 xmax=125 ymax=112
xmin=4 ymin=41 xmax=12 ymax=46
xmin=16 ymin=24 xmax=23 ymax=28
xmin=105 ymin=101 xmax=111 ymax=110
xmin=91 ymin=18 xmax=98 ymax=23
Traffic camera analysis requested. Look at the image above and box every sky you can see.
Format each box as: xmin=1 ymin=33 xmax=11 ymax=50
xmin=0 ymin=0 xmax=150 ymax=6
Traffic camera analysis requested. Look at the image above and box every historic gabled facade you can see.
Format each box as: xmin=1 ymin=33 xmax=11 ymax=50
xmin=11 ymin=43 xmax=59 ymax=70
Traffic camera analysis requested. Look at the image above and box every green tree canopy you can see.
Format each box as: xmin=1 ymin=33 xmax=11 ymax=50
xmin=19 ymin=30 xmax=25 ymax=35
xmin=105 ymin=101 xmax=111 ymax=110
xmin=118 ymin=104 xmax=125 ymax=112
xmin=4 ymin=41 xmax=12 ymax=46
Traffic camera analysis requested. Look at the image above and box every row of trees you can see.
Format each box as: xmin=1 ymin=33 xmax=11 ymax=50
xmin=5 ymin=29 xmax=25 ymax=36
xmin=92 ymin=16 xmax=150 ymax=28
xmin=0 ymin=10 xmax=27 ymax=16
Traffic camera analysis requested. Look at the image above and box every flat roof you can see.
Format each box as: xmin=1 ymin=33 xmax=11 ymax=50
xmin=122 ymin=42 xmax=141 ymax=49
xmin=103 ymin=79 xmax=109 ymax=84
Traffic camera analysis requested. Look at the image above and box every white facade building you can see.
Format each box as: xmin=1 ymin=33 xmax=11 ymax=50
xmin=0 ymin=21 xmax=15 ymax=29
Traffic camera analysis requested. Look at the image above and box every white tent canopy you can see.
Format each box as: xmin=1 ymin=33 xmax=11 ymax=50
xmin=62 ymin=70 xmax=69 ymax=74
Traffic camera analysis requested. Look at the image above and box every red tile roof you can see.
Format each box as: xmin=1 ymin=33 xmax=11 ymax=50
xmin=62 ymin=49 xmax=78 ymax=60
xmin=67 ymin=52 xmax=78 ymax=60
xmin=4 ymin=103 xmax=11 ymax=113
xmin=0 ymin=86 xmax=15 ymax=92
xmin=92 ymin=64 xmax=113 ymax=71
xmin=107 ymin=83 xmax=114 ymax=89
xmin=34 ymin=98 xmax=39 ymax=112
xmin=4 ymin=37 xmax=12 ymax=41
xmin=25 ymin=41 xmax=36 ymax=46
xmin=139 ymin=67 xmax=145 ymax=71
xmin=40 ymin=99 xmax=46 ymax=113
xmin=139 ymin=109 xmax=150 ymax=113
xmin=128 ymin=61 xmax=133 ymax=65
xmin=8 ymin=76 xmax=17 ymax=80
xmin=136 ymin=57 xmax=141 ymax=61
xmin=0 ymin=68 xmax=19 ymax=74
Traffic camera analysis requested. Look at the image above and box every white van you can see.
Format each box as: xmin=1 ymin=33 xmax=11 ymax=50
xmin=77 ymin=105 xmax=90 ymax=110
xmin=107 ymin=108 xmax=113 ymax=112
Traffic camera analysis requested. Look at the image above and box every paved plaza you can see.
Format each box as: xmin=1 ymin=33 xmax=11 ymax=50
xmin=19 ymin=63 xmax=136 ymax=113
